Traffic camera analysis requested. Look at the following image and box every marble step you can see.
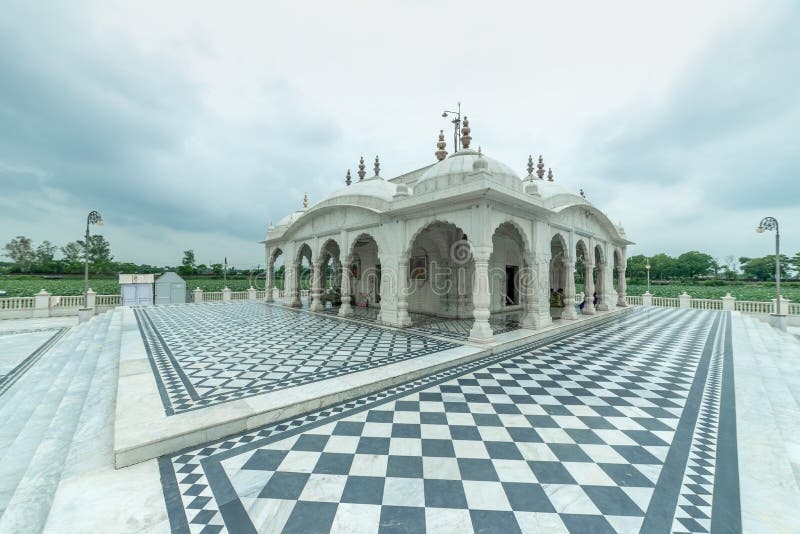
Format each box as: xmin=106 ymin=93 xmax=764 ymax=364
xmin=0 ymin=314 xmax=108 ymax=520
xmin=0 ymin=321 xmax=87 ymax=436
xmin=41 ymin=309 xmax=128 ymax=533
xmin=60 ymin=308 xmax=123 ymax=477
xmin=0 ymin=312 xmax=116 ymax=533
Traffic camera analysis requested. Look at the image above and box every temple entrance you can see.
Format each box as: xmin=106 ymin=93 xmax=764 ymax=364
xmin=505 ymin=266 xmax=519 ymax=305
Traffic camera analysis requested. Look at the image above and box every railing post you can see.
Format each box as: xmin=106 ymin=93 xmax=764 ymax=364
xmin=772 ymin=296 xmax=789 ymax=315
xmin=33 ymin=289 xmax=51 ymax=318
xmin=247 ymin=286 xmax=257 ymax=301
xmin=721 ymin=293 xmax=735 ymax=311
xmin=86 ymin=288 xmax=97 ymax=313
xmin=222 ymin=287 xmax=231 ymax=302
xmin=193 ymin=287 xmax=203 ymax=304
xmin=642 ymin=291 xmax=653 ymax=306
xmin=679 ymin=291 xmax=691 ymax=309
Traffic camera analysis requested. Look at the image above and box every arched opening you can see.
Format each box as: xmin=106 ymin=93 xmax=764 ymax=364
xmin=576 ymin=240 xmax=594 ymax=314
xmin=266 ymin=247 xmax=284 ymax=303
xmin=288 ymin=243 xmax=312 ymax=308
xmin=488 ymin=222 xmax=527 ymax=330
xmin=549 ymin=234 xmax=571 ymax=319
xmin=406 ymin=221 xmax=473 ymax=322
xmin=594 ymin=244 xmax=607 ymax=310
xmin=310 ymin=239 xmax=342 ymax=312
xmin=349 ymin=234 xmax=381 ymax=309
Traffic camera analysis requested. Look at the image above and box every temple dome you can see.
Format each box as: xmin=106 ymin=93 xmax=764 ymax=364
xmin=276 ymin=211 xmax=304 ymax=227
xmin=324 ymin=177 xmax=397 ymax=203
xmin=416 ymin=150 xmax=521 ymax=184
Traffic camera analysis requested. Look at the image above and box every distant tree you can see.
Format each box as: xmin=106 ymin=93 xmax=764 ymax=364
xmin=740 ymin=255 xmax=789 ymax=281
xmin=648 ymin=253 xmax=676 ymax=279
xmin=87 ymin=235 xmax=113 ymax=273
xmin=626 ymin=255 xmax=648 ymax=280
xmin=3 ymin=235 xmax=34 ymax=272
xmin=195 ymin=263 xmax=209 ymax=275
xmin=675 ymin=251 xmax=715 ymax=278
xmin=179 ymin=250 xmax=196 ymax=276
xmin=211 ymin=263 xmax=223 ymax=276
xmin=789 ymin=252 xmax=800 ymax=279
xmin=34 ymin=240 xmax=57 ymax=273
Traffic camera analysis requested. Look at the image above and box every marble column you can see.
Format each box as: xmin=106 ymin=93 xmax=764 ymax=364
xmin=265 ymin=261 xmax=274 ymax=302
xmin=617 ymin=267 xmax=628 ymax=307
xmin=562 ymin=260 xmax=578 ymax=320
xmin=309 ymin=260 xmax=324 ymax=312
xmin=520 ymin=256 xmax=552 ymax=329
xmin=396 ymin=255 xmax=412 ymax=327
xmin=289 ymin=264 xmax=302 ymax=308
xmin=596 ymin=261 xmax=610 ymax=311
xmin=339 ymin=256 xmax=353 ymax=317
xmin=469 ymin=248 xmax=494 ymax=342
xmin=583 ymin=261 xmax=595 ymax=314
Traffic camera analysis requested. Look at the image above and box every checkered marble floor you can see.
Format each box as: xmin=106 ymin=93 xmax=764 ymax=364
xmin=135 ymin=303 xmax=456 ymax=415
xmin=313 ymin=303 xmax=522 ymax=340
xmin=159 ymin=307 xmax=739 ymax=533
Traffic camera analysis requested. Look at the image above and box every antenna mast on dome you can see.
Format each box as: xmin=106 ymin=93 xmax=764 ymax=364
xmin=441 ymin=102 xmax=462 ymax=152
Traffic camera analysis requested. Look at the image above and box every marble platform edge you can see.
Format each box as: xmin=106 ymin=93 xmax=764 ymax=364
xmin=113 ymin=305 xmax=633 ymax=469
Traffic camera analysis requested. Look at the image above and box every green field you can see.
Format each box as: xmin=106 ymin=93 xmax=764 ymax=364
xmin=0 ymin=275 xmax=261 ymax=297
xmin=1 ymin=275 xmax=797 ymax=302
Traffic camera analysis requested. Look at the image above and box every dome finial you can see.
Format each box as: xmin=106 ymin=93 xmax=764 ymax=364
xmin=303 ymin=192 xmax=308 ymax=209
xmin=580 ymin=188 xmax=585 ymax=198
xmin=435 ymin=130 xmax=448 ymax=161
xmin=345 ymin=169 xmax=352 ymax=186
xmin=460 ymin=116 xmax=472 ymax=149
xmin=526 ymin=155 xmax=534 ymax=179
xmin=373 ymin=155 xmax=380 ymax=177
xmin=547 ymin=168 xmax=554 ymax=182
xmin=472 ymin=146 xmax=488 ymax=171
xmin=358 ymin=157 xmax=366 ymax=180
xmin=536 ymin=155 xmax=545 ymax=180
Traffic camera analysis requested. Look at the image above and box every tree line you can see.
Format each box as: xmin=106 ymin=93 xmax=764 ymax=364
xmin=4 ymin=235 xmax=799 ymax=283
xmin=626 ymin=251 xmax=800 ymax=282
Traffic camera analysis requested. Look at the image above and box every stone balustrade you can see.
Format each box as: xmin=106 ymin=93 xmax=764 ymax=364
xmin=4 ymin=287 xmax=794 ymax=321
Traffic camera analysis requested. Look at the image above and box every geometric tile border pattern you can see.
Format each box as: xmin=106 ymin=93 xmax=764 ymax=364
xmin=159 ymin=307 xmax=741 ymax=533
xmin=135 ymin=303 xmax=457 ymax=415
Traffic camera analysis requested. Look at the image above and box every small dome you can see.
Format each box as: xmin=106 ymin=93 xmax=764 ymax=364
xmin=416 ymin=151 xmax=521 ymax=184
xmin=276 ymin=211 xmax=303 ymax=227
xmin=324 ymin=177 xmax=397 ymax=202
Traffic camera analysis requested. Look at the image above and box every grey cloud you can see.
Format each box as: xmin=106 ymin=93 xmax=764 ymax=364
xmin=576 ymin=3 xmax=800 ymax=210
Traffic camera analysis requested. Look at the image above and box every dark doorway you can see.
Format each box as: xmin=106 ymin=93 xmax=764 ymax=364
xmin=505 ymin=266 xmax=519 ymax=305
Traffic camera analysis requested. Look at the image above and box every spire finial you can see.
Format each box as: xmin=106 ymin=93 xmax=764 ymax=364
xmin=357 ymin=157 xmax=366 ymax=180
xmin=435 ymin=130 xmax=448 ymax=161
xmin=477 ymin=146 xmax=482 ymax=157
xmin=547 ymin=168 xmax=554 ymax=182
xmin=345 ymin=169 xmax=352 ymax=186
xmin=536 ymin=155 xmax=545 ymax=180
xmin=373 ymin=155 xmax=380 ymax=176
xmin=303 ymin=192 xmax=308 ymax=208
xmin=579 ymin=188 xmax=585 ymax=198
xmin=460 ymin=116 xmax=472 ymax=149
xmin=526 ymin=155 xmax=534 ymax=178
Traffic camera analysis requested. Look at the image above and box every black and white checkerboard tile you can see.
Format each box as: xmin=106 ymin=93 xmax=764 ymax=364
xmin=135 ymin=303 xmax=456 ymax=415
xmin=308 ymin=302 xmax=521 ymax=341
xmin=159 ymin=307 xmax=739 ymax=533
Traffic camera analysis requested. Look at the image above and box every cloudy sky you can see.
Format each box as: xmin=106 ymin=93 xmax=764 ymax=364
xmin=1 ymin=0 xmax=797 ymax=268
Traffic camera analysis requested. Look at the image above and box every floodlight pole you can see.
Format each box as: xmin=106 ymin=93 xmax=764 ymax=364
xmin=757 ymin=216 xmax=781 ymax=316
xmin=84 ymin=210 xmax=103 ymax=304
xmin=442 ymin=102 xmax=462 ymax=152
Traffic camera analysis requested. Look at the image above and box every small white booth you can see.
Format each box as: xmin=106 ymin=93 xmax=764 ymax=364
xmin=155 ymin=272 xmax=186 ymax=305
xmin=120 ymin=274 xmax=154 ymax=306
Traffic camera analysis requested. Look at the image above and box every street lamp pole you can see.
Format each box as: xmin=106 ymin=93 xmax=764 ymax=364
xmin=645 ymin=259 xmax=651 ymax=293
xmin=756 ymin=216 xmax=781 ymax=318
xmin=84 ymin=210 xmax=104 ymax=304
